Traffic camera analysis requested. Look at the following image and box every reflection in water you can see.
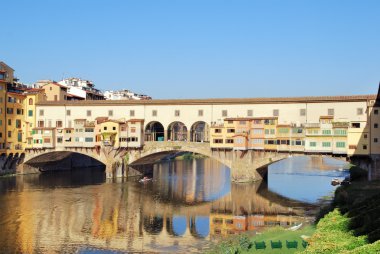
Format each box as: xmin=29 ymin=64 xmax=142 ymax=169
xmin=268 ymin=156 xmax=349 ymax=203
xmin=0 ymin=157 xmax=342 ymax=253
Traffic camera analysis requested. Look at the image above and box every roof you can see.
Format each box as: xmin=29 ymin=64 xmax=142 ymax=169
xmin=128 ymin=119 xmax=144 ymax=123
xmin=7 ymin=92 xmax=26 ymax=97
xmin=35 ymin=94 xmax=377 ymax=106
xmin=0 ymin=61 xmax=14 ymax=71
xmin=225 ymin=117 xmax=278 ymax=121
xmin=100 ymin=119 xmax=124 ymax=124
xmin=320 ymin=115 xmax=334 ymax=119
xmin=42 ymin=82 xmax=67 ymax=89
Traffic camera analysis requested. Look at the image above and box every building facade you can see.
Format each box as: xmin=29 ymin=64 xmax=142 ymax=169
xmin=28 ymin=93 xmax=380 ymax=157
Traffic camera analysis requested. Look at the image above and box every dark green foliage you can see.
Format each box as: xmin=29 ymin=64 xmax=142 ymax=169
xmin=238 ymin=235 xmax=251 ymax=251
xmin=349 ymin=165 xmax=368 ymax=181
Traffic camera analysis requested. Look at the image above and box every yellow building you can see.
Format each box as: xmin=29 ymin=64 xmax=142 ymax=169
xmin=5 ymin=91 xmax=26 ymax=153
xmin=263 ymin=117 xmax=278 ymax=150
xmin=24 ymin=89 xmax=45 ymax=149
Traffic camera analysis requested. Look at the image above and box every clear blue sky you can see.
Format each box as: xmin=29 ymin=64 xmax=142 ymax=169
xmin=2 ymin=0 xmax=380 ymax=99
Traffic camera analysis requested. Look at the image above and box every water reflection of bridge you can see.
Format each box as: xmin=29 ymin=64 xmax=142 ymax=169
xmin=0 ymin=159 xmax=316 ymax=253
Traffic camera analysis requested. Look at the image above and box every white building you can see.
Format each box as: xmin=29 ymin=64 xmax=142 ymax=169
xmin=58 ymin=78 xmax=104 ymax=100
xmin=104 ymin=89 xmax=151 ymax=100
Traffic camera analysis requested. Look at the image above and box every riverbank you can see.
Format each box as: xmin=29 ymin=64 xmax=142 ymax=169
xmin=206 ymin=226 xmax=315 ymax=254
xmin=298 ymin=165 xmax=380 ymax=253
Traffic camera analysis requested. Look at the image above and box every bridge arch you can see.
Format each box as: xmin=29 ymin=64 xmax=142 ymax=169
xmin=22 ymin=150 xmax=106 ymax=174
xmin=167 ymin=121 xmax=188 ymax=141
xmin=144 ymin=121 xmax=165 ymax=141
xmin=143 ymin=215 xmax=164 ymax=235
xmin=189 ymin=216 xmax=210 ymax=238
xmin=166 ymin=216 xmax=187 ymax=236
xmin=190 ymin=121 xmax=209 ymax=142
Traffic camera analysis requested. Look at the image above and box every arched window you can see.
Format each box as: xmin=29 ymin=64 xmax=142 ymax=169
xmin=29 ymin=98 xmax=33 ymax=105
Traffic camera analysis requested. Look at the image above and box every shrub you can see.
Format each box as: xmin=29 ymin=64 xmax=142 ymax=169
xmin=349 ymin=165 xmax=367 ymax=181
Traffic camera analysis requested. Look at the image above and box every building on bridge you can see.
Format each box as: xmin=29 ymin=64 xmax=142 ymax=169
xmin=24 ymin=89 xmax=380 ymax=158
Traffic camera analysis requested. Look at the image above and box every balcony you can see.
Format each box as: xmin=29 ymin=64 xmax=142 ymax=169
xmin=304 ymin=123 xmax=320 ymax=128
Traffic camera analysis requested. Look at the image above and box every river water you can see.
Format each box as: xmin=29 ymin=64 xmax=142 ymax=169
xmin=0 ymin=156 xmax=348 ymax=253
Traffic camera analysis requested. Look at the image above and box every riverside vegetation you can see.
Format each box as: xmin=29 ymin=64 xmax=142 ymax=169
xmin=206 ymin=165 xmax=380 ymax=254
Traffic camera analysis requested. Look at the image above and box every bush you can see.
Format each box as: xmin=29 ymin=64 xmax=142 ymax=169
xmin=349 ymin=165 xmax=368 ymax=181
xmin=299 ymin=209 xmax=367 ymax=254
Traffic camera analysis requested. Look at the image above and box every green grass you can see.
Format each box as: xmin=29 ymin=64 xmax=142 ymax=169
xmin=206 ymin=225 xmax=315 ymax=254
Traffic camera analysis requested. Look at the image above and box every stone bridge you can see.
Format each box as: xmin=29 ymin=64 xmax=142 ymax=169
xmin=18 ymin=141 xmax=299 ymax=182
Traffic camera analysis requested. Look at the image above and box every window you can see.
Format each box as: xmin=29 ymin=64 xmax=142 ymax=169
xmin=300 ymin=108 xmax=306 ymax=116
xmin=310 ymin=142 xmax=317 ymax=147
xmin=349 ymin=145 xmax=357 ymax=149
xmin=29 ymin=98 xmax=33 ymax=105
xmin=363 ymin=145 xmax=367 ymax=150
xmin=56 ymin=121 xmax=63 ymax=128
xmin=357 ymin=108 xmax=363 ymax=115
xmin=375 ymin=138 xmax=378 ymax=143
xmin=39 ymin=109 xmax=44 ymax=116
xmin=239 ymin=121 xmax=246 ymax=125
xmin=28 ymin=110 xmax=33 ymax=117
xmin=152 ymin=110 xmax=157 ymax=117
xmin=43 ymin=138 xmax=51 ymax=143
xmin=17 ymin=133 xmax=22 ymax=142
xmin=87 ymin=110 xmax=91 ymax=117
xmin=375 ymin=123 xmax=379 ymax=129
xmin=334 ymin=129 xmax=347 ymax=136
xmin=253 ymin=129 xmax=263 ymax=134
xmin=322 ymin=130 xmax=332 ymax=135
xmin=15 ymin=120 xmax=21 ymax=128
xmin=247 ymin=110 xmax=253 ymax=117
xmin=108 ymin=110 xmax=113 ymax=117
xmin=6 ymin=108 xmax=13 ymax=114
xmin=65 ymin=130 xmax=72 ymax=134
xmin=273 ymin=109 xmax=279 ymax=117
xmin=322 ymin=142 xmax=331 ymax=147
xmin=278 ymin=128 xmax=289 ymax=134
xmin=104 ymin=126 xmax=107 ymax=130
xmin=131 ymin=127 xmax=136 ymax=133
xmin=226 ymin=139 xmax=234 ymax=143
xmin=85 ymin=137 xmax=94 ymax=142
xmin=7 ymin=131 xmax=11 ymax=138
xmin=54 ymin=95 xmax=58 ymax=101
xmin=351 ymin=123 xmax=360 ymax=128
xmin=130 ymin=110 xmax=135 ymax=117
xmin=0 ymin=120 xmax=2 ymax=126
xmin=215 ymin=129 xmax=222 ymax=133
xmin=375 ymin=109 xmax=379 ymax=115
xmin=198 ymin=110 xmax=203 ymax=117
xmin=38 ymin=121 xmax=44 ymax=127
xmin=66 ymin=110 xmax=71 ymax=116
xmin=227 ymin=128 xmax=235 ymax=133
xmin=75 ymin=137 xmax=79 ymax=142
xmin=16 ymin=109 xmax=23 ymax=115
xmin=85 ymin=128 xmax=94 ymax=132
xmin=174 ymin=110 xmax=180 ymax=117
xmin=328 ymin=108 xmax=334 ymax=116
xmin=222 ymin=110 xmax=228 ymax=117
xmin=7 ymin=119 xmax=11 ymax=126
xmin=213 ymin=139 xmax=223 ymax=143
xmin=112 ymin=127 xmax=116 ymax=131
xmin=364 ymin=134 xmax=368 ymax=139
xmin=57 ymin=137 xmax=63 ymax=143
xmin=292 ymin=128 xmax=303 ymax=134
xmin=336 ymin=142 xmax=346 ymax=148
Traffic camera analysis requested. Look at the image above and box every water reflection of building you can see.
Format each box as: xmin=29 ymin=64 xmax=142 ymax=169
xmin=210 ymin=213 xmax=303 ymax=237
xmin=0 ymin=158 xmax=315 ymax=253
